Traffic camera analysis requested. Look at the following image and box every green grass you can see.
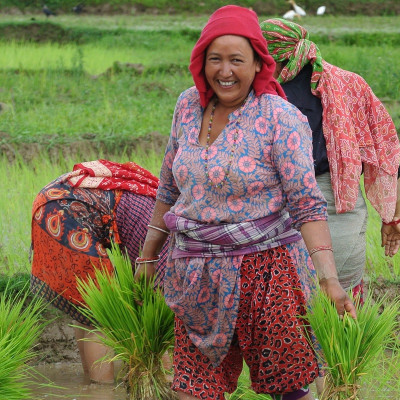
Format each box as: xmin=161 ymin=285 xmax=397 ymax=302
xmin=0 ymin=68 xmax=191 ymax=143
xmin=1 ymin=0 xmax=399 ymax=16
xmin=0 ymin=16 xmax=399 ymax=148
xmin=0 ymin=26 xmax=399 ymax=147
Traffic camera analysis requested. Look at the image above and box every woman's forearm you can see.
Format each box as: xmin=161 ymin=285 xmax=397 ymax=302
xmin=141 ymin=199 xmax=172 ymax=258
xmin=300 ymin=220 xmax=356 ymax=318
xmin=300 ymin=220 xmax=338 ymax=281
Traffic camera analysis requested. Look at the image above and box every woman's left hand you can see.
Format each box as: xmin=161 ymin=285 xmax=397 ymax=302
xmin=319 ymin=277 xmax=357 ymax=319
xmin=381 ymin=223 xmax=400 ymax=257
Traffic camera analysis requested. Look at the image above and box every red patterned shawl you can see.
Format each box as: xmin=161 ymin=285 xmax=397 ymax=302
xmin=261 ymin=18 xmax=399 ymax=222
xmin=62 ymin=159 xmax=159 ymax=197
xmin=315 ymin=62 xmax=400 ymax=222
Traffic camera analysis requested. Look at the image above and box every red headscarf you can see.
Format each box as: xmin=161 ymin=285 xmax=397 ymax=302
xmin=189 ymin=5 xmax=286 ymax=107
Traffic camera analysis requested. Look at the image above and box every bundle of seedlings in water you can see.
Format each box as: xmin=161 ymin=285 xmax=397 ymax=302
xmin=306 ymin=286 xmax=399 ymax=400
xmin=0 ymin=287 xmax=49 ymax=399
xmin=77 ymin=242 xmax=176 ymax=400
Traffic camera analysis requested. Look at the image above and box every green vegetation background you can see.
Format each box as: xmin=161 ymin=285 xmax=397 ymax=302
xmin=0 ymin=10 xmax=399 ymax=288
xmin=2 ymin=0 xmax=400 ymax=16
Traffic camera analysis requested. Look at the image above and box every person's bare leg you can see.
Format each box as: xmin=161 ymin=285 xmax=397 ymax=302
xmin=177 ymin=391 xmax=198 ymax=400
xmin=162 ymin=351 xmax=173 ymax=370
xmin=84 ymin=330 xmax=114 ymax=384
xmin=74 ymin=322 xmax=89 ymax=375
xmin=315 ymin=376 xmax=325 ymax=398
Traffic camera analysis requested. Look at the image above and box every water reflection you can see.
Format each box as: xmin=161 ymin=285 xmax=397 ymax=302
xmin=31 ymin=362 xmax=127 ymax=400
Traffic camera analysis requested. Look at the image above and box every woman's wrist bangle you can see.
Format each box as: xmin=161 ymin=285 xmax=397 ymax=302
xmin=309 ymin=245 xmax=333 ymax=256
xmin=135 ymin=256 xmax=160 ymax=265
xmin=383 ymin=218 xmax=400 ymax=226
xmin=147 ymin=224 xmax=170 ymax=235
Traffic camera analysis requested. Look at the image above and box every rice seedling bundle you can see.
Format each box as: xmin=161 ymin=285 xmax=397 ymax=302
xmin=0 ymin=288 xmax=48 ymax=399
xmin=306 ymin=287 xmax=399 ymax=400
xmin=77 ymin=242 xmax=176 ymax=400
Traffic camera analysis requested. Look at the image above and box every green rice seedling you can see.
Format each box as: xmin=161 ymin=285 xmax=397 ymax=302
xmin=227 ymin=363 xmax=272 ymax=399
xmin=0 ymin=273 xmax=30 ymax=295
xmin=0 ymin=287 xmax=50 ymax=399
xmin=306 ymin=285 xmax=399 ymax=400
xmin=76 ymin=242 xmax=176 ymax=400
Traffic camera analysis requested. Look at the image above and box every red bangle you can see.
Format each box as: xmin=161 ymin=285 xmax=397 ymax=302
xmin=309 ymin=245 xmax=333 ymax=256
xmin=383 ymin=218 xmax=400 ymax=226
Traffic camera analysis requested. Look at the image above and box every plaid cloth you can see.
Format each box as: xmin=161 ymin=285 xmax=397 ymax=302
xmin=164 ymin=210 xmax=301 ymax=258
xmin=116 ymin=192 xmax=168 ymax=286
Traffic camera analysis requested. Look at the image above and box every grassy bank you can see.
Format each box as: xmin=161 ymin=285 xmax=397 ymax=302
xmin=1 ymin=13 xmax=400 ymax=284
xmin=0 ymin=16 xmax=399 ymax=156
xmin=2 ymin=0 xmax=400 ymax=16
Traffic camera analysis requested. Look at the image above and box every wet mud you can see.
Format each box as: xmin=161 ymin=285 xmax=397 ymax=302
xmin=31 ymin=362 xmax=127 ymax=400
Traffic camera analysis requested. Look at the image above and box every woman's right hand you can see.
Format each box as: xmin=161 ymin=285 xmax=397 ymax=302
xmin=134 ymin=262 xmax=156 ymax=282
xmin=320 ymin=277 xmax=357 ymax=319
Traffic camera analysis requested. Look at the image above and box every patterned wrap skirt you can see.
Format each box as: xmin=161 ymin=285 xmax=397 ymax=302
xmin=30 ymin=177 xmax=167 ymax=325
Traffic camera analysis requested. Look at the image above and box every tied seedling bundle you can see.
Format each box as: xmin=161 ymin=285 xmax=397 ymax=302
xmin=306 ymin=287 xmax=399 ymax=400
xmin=77 ymin=242 xmax=176 ymax=400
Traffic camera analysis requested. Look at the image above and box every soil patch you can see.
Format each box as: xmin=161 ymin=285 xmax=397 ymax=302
xmin=0 ymin=22 xmax=75 ymax=43
xmin=33 ymin=307 xmax=80 ymax=365
xmin=0 ymin=131 xmax=169 ymax=163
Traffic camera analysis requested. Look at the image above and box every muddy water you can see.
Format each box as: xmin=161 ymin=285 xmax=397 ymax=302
xmin=31 ymin=362 xmax=127 ymax=399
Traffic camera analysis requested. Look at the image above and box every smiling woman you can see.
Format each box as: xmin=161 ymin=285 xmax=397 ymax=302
xmin=135 ymin=5 xmax=356 ymax=400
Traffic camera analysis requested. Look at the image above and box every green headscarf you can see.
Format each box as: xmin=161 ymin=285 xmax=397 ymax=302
xmin=260 ymin=18 xmax=323 ymax=90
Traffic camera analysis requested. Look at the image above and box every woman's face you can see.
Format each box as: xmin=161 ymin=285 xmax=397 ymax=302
xmin=205 ymin=35 xmax=261 ymax=109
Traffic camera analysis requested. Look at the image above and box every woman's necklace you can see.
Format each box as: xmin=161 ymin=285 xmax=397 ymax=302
xmin=204 ymin=100 xmax=243 ymax=189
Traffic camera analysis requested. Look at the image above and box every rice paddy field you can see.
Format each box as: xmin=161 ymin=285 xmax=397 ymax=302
xmin=0 ymin=9 xmax=400 ymax=400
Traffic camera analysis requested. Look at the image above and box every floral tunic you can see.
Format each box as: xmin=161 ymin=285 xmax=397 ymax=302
xmin=157 ymin=87 xmax=327 ymax=365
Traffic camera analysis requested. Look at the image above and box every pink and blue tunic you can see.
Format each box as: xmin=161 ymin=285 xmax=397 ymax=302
xmin=157 ymin=87 xmax=327 ymax=367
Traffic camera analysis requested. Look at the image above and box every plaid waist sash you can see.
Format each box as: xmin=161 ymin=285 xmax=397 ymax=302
xmin=164 ymin=210 xmax=301 ymax=258
xmin=162 ymin=210 xmax=302 ymax=366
